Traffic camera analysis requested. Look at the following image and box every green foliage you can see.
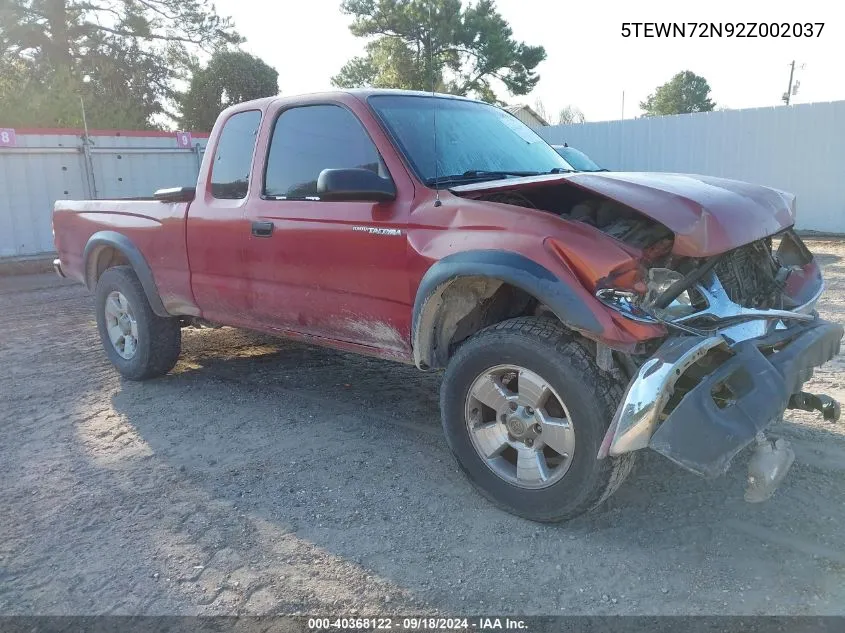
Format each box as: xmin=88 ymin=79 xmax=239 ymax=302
xmin=178 ymin=50 xmax=278 ymax=131
xmin=0 ymin=0 xmax=241 ymax=128
xmin=0 ymin=56 xmax=164 ymax=128
xmin=332 ymin=0 xmax=546 ymax=103
xmin=333 ymin=38 xmax=435 ymax=91
xmin=640 ymin=71 xmax=716 ymax=117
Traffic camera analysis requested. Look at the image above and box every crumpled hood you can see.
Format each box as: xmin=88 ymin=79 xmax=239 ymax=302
xmin=451 ymin=172 xmax=796 ymax=257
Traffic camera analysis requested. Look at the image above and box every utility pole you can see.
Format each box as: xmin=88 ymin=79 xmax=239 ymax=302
xmin=79 ymin=74 xmax=92 ymax=140
xmin=783 ymin=60 xmax=796 ymax=105
xmin=79 ymin=75 xmax=98 ymax=199
xmin=79 ymin=96 xmax=90 ymax=140
xmin=621 ymin=90 xmax=625 ymax=120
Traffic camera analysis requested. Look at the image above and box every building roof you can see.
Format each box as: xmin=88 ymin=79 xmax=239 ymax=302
xmin=503 ymin=104 xmax=550 ymax=126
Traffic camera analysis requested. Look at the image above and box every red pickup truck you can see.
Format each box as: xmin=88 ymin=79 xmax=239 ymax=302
xmin=53 ymin=89 xmax=842 ymax=521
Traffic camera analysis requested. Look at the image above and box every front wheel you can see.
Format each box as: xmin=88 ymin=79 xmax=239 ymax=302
xmin=440 ymin=317 xmax=634 ymax=522
xmin=95 ymin=265 xmax=181 ymax=381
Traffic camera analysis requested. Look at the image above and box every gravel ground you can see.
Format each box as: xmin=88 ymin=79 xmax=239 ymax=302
xmin=1 ymin=240 xmax=845 ymax=616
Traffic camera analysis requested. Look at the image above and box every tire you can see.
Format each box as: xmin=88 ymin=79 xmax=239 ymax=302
xmin=94 ymin=265 xmax=181 ymax=381
xmin=440 ymin=316 xmax=634 ymax=522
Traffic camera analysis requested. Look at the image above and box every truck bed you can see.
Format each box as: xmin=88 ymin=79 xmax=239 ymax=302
xmin=52 ymin=199 xmax=196 ymax=316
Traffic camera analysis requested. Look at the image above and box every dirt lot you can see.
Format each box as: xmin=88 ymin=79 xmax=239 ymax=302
xmin=2 ymin=241 xmax=845 ymax=616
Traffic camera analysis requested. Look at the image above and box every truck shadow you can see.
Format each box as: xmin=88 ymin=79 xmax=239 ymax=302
xmin=106 ymin=325 xmax=845 ymax=614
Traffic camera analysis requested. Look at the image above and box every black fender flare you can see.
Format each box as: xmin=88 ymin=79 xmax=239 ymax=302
xmin=82 ymin=231 xmax=169 ymax=317
xmin=411 ymin=250 xmax=603 ymax=369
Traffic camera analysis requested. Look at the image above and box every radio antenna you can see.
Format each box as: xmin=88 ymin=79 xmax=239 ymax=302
xmin=428 ymin=1 xmax=441 ymax=207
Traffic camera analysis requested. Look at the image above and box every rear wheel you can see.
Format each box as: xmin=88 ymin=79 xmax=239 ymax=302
xmin=95 ymin=266 xmax=181 ymax=380
xmin=440 ymin=317 xmax=634 ymax=522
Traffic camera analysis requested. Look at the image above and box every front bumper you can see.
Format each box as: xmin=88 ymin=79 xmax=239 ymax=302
xmin=600 ymin=319 xmax=843 ymax=478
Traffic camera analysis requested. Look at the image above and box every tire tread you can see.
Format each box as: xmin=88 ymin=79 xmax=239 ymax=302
xmin=443 ymin=316 xmax=634 ymax=522
xmin=95 ymin=266 xmax=181 ymax=380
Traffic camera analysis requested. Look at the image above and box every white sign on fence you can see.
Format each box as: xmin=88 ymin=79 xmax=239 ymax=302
xmin=0 ymin=128 xmax=17 ymax=147
xmin=175 ymin=131 xmax=193 ymax=148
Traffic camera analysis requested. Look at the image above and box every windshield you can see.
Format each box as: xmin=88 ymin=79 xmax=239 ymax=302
xmin=369 ymin=95 xmax=574 ymax=187
xmin=554 ymin=146 xmax=604 ymax=172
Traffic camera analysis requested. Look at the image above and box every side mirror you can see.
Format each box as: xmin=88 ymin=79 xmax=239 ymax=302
xmin=316 ymin=168 xmax=396 ymax=202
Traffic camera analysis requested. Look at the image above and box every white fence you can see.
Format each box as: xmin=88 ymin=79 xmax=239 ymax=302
xmin=0 ymin=129 xmax=208 ymax=258
xmin=538 ymin=101 xmax=845 ymax=234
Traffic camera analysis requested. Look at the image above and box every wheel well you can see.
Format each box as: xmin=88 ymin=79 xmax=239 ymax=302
xmin=86 ymin=246 xmax=130 ymax=289
xmin=82 ymin=231 xmax=170 ymax=317
xmin=415 ymin=276 xmax=557 ymax=369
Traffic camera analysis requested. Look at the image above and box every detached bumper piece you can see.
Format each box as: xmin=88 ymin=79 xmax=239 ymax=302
xmin=605 ymin=319 xmax=843 ymax=479
xmin=745 ymin=433 xmax=795 ymax=503
xmin=788 ymin=391 xmax=841 ymax=422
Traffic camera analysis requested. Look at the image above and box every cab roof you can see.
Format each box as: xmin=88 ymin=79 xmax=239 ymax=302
xmin=228 ymin=89 xmax=484 ymax=113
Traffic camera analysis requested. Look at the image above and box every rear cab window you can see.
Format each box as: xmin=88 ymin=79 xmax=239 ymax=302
xmin=263 ymin=104 xmax=389 ymax=200
xmin=210 ymin=110 xmax=262 ymax=199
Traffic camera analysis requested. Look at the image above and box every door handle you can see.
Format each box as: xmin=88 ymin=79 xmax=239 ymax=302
xmin=251 ymin=221 xmax=274 ymax=237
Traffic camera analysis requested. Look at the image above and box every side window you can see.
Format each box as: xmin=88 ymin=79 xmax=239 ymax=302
xmin=264 ymin=104 xmax=387 ymax=199
xmin=210 ymin=110 xmax=262 ymax=199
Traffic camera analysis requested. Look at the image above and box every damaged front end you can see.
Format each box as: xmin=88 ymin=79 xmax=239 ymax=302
xmin=449 ymin=172 xmax=842 ymax=499
xmin=601 ymin=320 xmax=842 ymax=473
xmin=597 ymin=229 xmax=843 ymax=498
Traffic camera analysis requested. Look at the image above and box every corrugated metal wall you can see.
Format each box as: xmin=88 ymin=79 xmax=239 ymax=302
xmin=0 ymin=131 xmax=207 ymax=257
xmin=537 ymin=101 xmax=845 ymax=234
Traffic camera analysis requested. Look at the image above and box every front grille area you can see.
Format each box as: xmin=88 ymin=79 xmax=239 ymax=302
xmin=715 ymin=239 xmax=783 ymax=309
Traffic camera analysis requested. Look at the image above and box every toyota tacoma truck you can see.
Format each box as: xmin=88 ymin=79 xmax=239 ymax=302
xmin=52 ymin=90 xmax=843 ymax=522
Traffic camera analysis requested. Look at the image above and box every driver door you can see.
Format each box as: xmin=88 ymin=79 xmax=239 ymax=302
xmin=242 ymin=102 xmax=413 ymax=357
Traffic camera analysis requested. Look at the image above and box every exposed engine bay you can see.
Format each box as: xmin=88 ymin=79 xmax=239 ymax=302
xmin=462 ymin=178 xmax=825 ymax=342
xmin=475 ymin=188 xmax=672 ymax=250
xmin=469 ymin=182 xmax=820 ymax=332
xmin=607 ymin=231 xmax=822 ymax=338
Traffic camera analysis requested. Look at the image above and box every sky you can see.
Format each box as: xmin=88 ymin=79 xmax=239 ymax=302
xmin=212 ymin=0 xmax=844 ymax=122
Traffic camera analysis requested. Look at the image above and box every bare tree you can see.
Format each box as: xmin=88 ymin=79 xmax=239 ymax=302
xmin=558 ymin=105 xmax=585 ymax=124
xmin=533 ymin=99 xmax=551 ymax=124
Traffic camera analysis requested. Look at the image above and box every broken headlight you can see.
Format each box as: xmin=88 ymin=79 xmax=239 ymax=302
xmin=596 ymin=267 xmax=701 ymax=324
xmin=643 ymin=268 xmax=698 ymax=320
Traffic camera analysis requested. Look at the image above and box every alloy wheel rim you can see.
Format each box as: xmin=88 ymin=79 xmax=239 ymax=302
xmin=465 ymin=364 xmax=575 ymax=489
xmin=104 ymin=291 xmax=139 ymax=360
